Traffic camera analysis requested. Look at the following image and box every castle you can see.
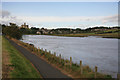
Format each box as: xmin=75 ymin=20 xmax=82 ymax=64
xmin=20 ymin=23 xmax=29 ymax=28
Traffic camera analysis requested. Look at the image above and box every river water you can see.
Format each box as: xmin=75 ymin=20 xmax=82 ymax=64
xmin=21 ymin=35 xmax=118 ymax=78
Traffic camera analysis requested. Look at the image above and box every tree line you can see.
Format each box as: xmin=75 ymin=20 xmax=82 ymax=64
xmin=2 ymin=23 xmax=22 ymax=40
xmin=1 ymin=23 xmax=119 ymax=39
xmin=1 ymin=23 xmax=39 ymax=40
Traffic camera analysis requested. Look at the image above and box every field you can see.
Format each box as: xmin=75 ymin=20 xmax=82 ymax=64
xmin=50 ymin=33 xmax=119 ymax=39
xmin=48 ymin=28 xmax=119 ymax=39
xmin=2 ymin=36 xmax=42 ymax=78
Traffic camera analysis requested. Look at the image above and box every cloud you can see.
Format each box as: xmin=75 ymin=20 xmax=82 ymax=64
xmin=1 ymin=10 xmax=23 ymax=25
xmin=17 ymin=16 xmax=102 ymax=23
xmin=17 ymin=15 xmax=118 ymax=24
xmin=1 ymin=10 xmax=118 ymax=28
xmin=102 ymin=15 xmax=118 ymax=24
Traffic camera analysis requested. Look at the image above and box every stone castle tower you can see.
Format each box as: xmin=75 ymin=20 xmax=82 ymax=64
xmin=21 ymin=23 xmax=29 ymax=28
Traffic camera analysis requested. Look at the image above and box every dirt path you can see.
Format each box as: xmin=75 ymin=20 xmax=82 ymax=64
xmin=6 ymin=37 xmax=72 ymax=79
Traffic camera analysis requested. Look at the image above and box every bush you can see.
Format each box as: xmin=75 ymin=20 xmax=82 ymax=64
xmin=2 ymin=23 xmax=23 ymax=40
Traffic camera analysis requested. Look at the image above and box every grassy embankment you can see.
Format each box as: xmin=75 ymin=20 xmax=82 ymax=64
xmin=11 ymin=38 xmax=112 ymax=79
xmin=50 ymin=33 xmax=119 ymax=39
xmin=2 ymin=36 xmax=42 ymax=78
xmin=24 ymin=28 xmax=120 ymax=39
xmin=49 ymin=29 xmax=120 ymax=39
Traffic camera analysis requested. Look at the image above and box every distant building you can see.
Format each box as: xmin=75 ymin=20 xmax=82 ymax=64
xmin=94 ymin=29 xmax=107 ymax=31
xmin=36 ymin=31 xmax=41 ymax=34
xmin=50 ymin=31 xmax=53 ymax=34
xmin=40 ymin=28 xmax=50 ymax=34
xmin=20 ymin=23 xmax=29 ymax=28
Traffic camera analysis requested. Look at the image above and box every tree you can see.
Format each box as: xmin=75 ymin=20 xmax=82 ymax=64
xmin=2 ymin=23 xmax=22 ymax=40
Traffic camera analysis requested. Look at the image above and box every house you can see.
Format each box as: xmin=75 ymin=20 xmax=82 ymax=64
xmin=40 ymin=28 xmax=50 ymax=34
xmin=36 ymin=31 xmax=41 ymax=34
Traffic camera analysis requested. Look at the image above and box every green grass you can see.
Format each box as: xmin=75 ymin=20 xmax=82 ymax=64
xmin=2 ymin=37 xmax=42 ymax=78
xmin=49 ymin=32 xmax=119 ymax=39
xmin=46 ymin=28 xmax=119 ymax=39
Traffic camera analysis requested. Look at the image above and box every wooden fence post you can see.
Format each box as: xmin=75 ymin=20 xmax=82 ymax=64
xmin=32 ymin=46 xmax=33 ymax=51
xmin=59 ymin=54 xmax=61 ymax=63
xmin=117 ymin=73 xmax=120 ymax=80
xmin=54 ymin=52 xmax=56 ymax=57
xmin=95 ymin=66 xmax=98 ymax=78
xmin=35 ymin=48 xmax=37 ymax=52
xmin=70 ymin=57 xmax=72 ymax=67
xmin=80 ymin=60 xmax=82 ymax=74
xmin=29 ymin=46 xmax=32 ymax=50
xmin=33 ymin=47 xmax=35 ymax=52
xmin=41 ymin=48 xmax=43 ymax=54
xmin=38 ymin=49 xmax=41 ymax=55
xmin=27 ymin=44 xmax=29 ymax=47
xmin=41 ymin=48 xmax=43 ymax=51
xmin=44 ymin=49 xmax=47 ymax=55
xmin=49 ymin=51 xmax=51 ymax=54
xmin=45 ymin=49 xmax=47 ymax=53
xmin=64 ymin=59 xmax=66 ymax=70
xmin=38 ymin=47 xmax=39 ymax=52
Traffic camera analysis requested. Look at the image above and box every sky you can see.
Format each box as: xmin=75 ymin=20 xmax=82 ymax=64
xmin=1 ymin=2 xmax=118 ymax=29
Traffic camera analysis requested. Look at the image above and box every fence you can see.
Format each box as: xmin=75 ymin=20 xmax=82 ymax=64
xmin=17 ymin=41 xmax=112 ymax=78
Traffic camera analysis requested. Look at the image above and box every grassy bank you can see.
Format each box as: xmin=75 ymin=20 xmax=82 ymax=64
xmin=2 ymin=36 xmax=42 ymax=78
xmin=49 ymin=32 xmax=119 ymax=39
xmin=11 ymin=38 xmax=112 ymax=78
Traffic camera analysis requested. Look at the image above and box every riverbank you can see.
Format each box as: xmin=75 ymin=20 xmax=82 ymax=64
xmin=10 ymin=36 xmax=113 ymax=78
xmin=22 ymin=35 xmax=118 ymax=78
xmin=2 ymin=36 xmax=42 ymax=78
xmin=48 ymin=33 xmax=119 ymax=39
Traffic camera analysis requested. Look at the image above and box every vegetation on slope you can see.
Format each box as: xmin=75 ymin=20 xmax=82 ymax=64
xmin=2 ymin=36 xmax=42 ymax=78
xmin=2 ymin=23 xmax=22 ymax=40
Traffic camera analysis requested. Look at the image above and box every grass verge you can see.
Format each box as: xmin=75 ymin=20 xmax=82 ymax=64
xmin=2 ymin=36 xmax=42 ymax=78
xmin=49 ymin=32 xmax=119 ymax=39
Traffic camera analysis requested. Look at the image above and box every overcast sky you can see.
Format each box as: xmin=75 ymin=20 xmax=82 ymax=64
xmin=1 ymin=2 xmax=118 ymax=29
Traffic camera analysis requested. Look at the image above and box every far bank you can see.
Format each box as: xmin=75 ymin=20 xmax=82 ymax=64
xmin=46 ymin=33 xmax=119 ymax=39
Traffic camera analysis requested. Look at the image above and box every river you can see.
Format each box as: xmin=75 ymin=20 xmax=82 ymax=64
xmin=21 ymin=35 xmax=118 ymax=78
